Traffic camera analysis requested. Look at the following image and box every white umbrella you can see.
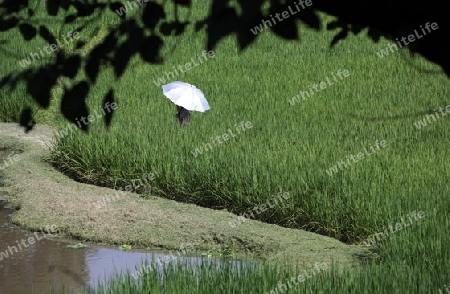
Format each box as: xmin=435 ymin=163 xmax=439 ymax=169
xmin=162 ymin=81 xmax=210 ymax=112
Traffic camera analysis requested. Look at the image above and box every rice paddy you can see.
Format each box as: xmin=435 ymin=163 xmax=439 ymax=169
xmin=1 ymin=0 xmax=449 ymax=293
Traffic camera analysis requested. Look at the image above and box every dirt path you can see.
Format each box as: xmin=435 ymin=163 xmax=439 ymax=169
xmin=0 ymin=123 xmax=369 ymax=270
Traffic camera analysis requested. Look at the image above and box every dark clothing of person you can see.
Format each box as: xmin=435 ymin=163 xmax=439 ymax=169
xmin=176 ymin=106 xmax=190 ymax=125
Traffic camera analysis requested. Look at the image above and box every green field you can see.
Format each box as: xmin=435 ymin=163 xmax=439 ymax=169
xmin=2 ymin=1 xmax=450 ymax=293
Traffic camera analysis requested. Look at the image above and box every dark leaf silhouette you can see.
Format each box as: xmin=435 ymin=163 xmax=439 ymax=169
xmin=330 ymin=29 xmax=348 ymax=47
xmin=194 ymin=20 xmax=207 ymax=32
xmin=18 ymin=23 xmax=37 ymax=41
xmin=60 ymin=0 xmax=70 ymax=10
xmin=270 ymin=14 xmax=299 ymax=40
xmin=296 ymin=9 xmax=321 ymax=30
xmin=26 ymin=68 xmax=58 ymax=109
xmin=85 ymin=32 xmax=118 ymax=83
xmin=0 ymin=74 xmax=13 ymax=88
xmin=237 ymin=24 xmax=259 ymax=51
xmin=171 ymin=0 xmax=191 ymax=7
xmin=210 ymin=0 xmax=229 ymax=18
xmin=207 ymin=6 xmax=239 ymax=51
xmin=102 ymin=89 xmax=115 ymax=127
xmin=174 ymin=22 xmax=189 ymax=35
xmin=160 ymin=21 xmax=188 ymax=36
xmin=0 ymin=17 xmax=19 ymax=32
xmin=140 ymin=35 xmax=164 ymax=63
xmin=113 ymin=42 xmax=134 ymax=78
xmin=367 ymin=28 xmax=381 ymax=43
xmin=39 ymin=26 xmax=57 ymax=45
xmin=75 ymin=40 xmax=87 ymax=49
xmin=60 ymin=81 xmax=90 ymax=131
xmin=123 ymin=25 xmax=144 ymax=50
xmin=0 ymin=0 xmax=27 ymax=14
xmin=109 ymin=2 xmax=124 ymax=13
xmin=46 ymin=0 xmax=60 ymax=16
xmin=113 ymin=26 xmax=144 ymax=78
xmin=159 ymin=22 xmax=173 ymax=36
xmin=64 ymin=14 xmax=78 ymax=24
xmin=143 ymin=2 xmax=166 ymax=29
xmin=236 ymin=0 xmax=264 ymax=50
xmin=27 ymin=8 xmax=34 ymax=17
xmin=19 ymin=107 xmax=36 ymax=133
xmin=326 ymin=19 xmax=345 ymax=30
xmin=72 ymin=1 xmax=97 ymax=17
xmin=0 ymin=0 xmax=449 ymax=134
xmin=236 ymin=11 xmax=261 ymax=50
xmin=62 ymin=55 xmax=81 ymax=78
xmin=350 ymin=24 xmax=364 ymax=35
xmin=85 ymin=57 xmax=101 ymax=84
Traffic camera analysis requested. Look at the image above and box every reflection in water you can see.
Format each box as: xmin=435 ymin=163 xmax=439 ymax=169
xmin=0 ymin=200 xmax=252 ymax=294
xmin=0 ymin=150 xmax=251 ymax=294
xmin=0 ymin=200 xmax=86 ymax=294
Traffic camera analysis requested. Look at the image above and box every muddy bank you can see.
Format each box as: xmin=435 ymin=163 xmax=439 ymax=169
xmin=0 ymin=123 xmax=369 ymax=270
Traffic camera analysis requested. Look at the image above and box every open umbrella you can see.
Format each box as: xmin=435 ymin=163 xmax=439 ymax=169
xmin=162 ymin=81 xmax=210 ymax=112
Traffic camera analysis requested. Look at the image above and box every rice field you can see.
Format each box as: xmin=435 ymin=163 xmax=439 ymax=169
xmin=2 ymin=1 xmax=450 ymax=293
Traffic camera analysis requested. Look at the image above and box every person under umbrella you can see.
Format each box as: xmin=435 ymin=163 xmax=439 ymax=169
xmin=162 ymin=81 xmax=210 ymax=126
xmin=175 ymin=105 xmax=191 ymax=126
